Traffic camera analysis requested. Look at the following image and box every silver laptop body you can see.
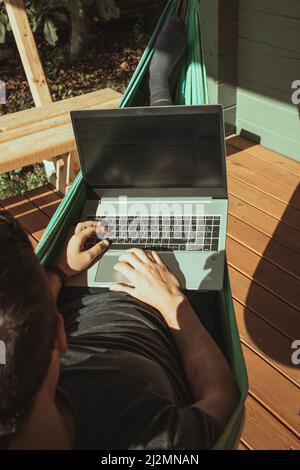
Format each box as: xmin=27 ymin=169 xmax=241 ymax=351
xmin=67 ymin=105 xmax=228 ymax=291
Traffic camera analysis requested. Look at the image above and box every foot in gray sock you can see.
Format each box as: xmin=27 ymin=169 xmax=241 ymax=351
xmin=149 ymin=16 xmax=186 ymax=106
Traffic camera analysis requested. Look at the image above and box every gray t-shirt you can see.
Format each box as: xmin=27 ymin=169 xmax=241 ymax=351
xmin=58 ymin=290 xmax=220 ymax=450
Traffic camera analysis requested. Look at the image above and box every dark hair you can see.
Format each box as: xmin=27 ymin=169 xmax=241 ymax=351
xmin=0 ymin=212 xmax=57 ymax=448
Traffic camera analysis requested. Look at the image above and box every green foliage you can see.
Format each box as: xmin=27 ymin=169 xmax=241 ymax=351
xmin=0 ymin=21 xmax=5 ymax=44
xmin=95 ymin=0 xmax=119 ymax=21
xmin=0 ymin=164 xmax=48 ymax=200
xmin=43 ymin=17 xmax=58 ymax=46
xmin=133 ymin=17 xmax=149 ymax=49
xmin=0 ymin=8 xmax=10 ymax=43
xmin=27 ymin=0 xmax=68 ymax=46
xmin=0 ymin=0 xmax=120 ymax=48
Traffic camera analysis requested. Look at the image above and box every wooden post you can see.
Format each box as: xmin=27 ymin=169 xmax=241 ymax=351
xmin=4 ymin=0 xmax=75 ymax=193
xmin=4 ymin=0 xmax=52 ymax=106
xmin=55 ymin=156 xmax=68 ymax=195
xmin=67 ymin=150 xmax=81 ymax=184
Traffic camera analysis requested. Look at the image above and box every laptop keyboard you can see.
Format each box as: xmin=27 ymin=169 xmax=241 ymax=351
xmin=85 ymin=215 xmax=221 ymax=252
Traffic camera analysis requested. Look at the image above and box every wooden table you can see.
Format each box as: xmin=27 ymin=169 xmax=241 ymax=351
xmin=0 ymin=88 xmax=122 ymax=192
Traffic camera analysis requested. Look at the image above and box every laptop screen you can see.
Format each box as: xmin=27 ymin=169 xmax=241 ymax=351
xmin=72 ymin=107 xmax=226 ymax=190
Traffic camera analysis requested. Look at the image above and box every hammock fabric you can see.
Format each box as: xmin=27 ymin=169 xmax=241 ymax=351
xmin=36 ymin=0 xmax=248 ymax=450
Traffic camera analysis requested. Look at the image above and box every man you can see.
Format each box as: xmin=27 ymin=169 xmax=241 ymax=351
xmin=0 ymin=17 xmax=238 ymax=450
xmin=0 ymin=211 xmax=238 ymax=450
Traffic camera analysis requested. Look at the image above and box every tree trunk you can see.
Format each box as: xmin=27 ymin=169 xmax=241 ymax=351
xmin=69 ymin=0 xmax=86 ymax=59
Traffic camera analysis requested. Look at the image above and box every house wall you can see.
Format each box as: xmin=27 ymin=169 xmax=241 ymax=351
xmin=201 ymin=0 xmax=300 ymax=161
xmin=200 ymin=0 xmax=239 ymax=135
xmin=236 ymin=0 xmax=300 ymax=161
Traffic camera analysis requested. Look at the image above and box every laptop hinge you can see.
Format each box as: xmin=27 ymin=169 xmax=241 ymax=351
xmin=91 ymin=187 xmax=225 ymax=200
xmin=98 ymin=197 xmax=214 ymax=205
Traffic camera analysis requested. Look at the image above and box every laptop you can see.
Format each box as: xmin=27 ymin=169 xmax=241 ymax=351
xmin=67 ymin=105 xmax=228 ymax=290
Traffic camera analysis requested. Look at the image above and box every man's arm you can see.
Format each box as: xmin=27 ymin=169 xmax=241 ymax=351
xmin=46 ymin=221 xmax=110 ymax=303
xmin=110 ymin=248 xmax=239 ymax=430
xmin=160 ymin=295 xmax=239 ymax=428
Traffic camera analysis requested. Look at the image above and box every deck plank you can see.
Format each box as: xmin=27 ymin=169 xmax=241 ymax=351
xmin=243 ymin=346 xmax=300 ymax=438
xmin=227 ymin=237 xmax=300 ymax=311
xmin=227 ymin=136 xmax=300 ymax=177
xmin=228 ymin=176 xmax=300 ymax=231
xmin=227 ymin=144 xmax=300 ymax=191
xmin=234 ymin=299 xmax=300 ymax=387
xmin=227 ymin=215 xmax=300 ymax=279
xmin=228 ymin=267 xmax=300 ymax=340
xmin=0 ymin=200 xmax=38 ymax=248
xmin=228 ymin=195 xmax=300 ymax=254
xmin=242 ymin=396 xmax=300 ymax=450
xmin=24 ymin=184 xmax=62 ymax=218
xmin=0 ymin=193 xmax=50 ymax=241
xmin=227 ymin=158 xmax=300 ymax=210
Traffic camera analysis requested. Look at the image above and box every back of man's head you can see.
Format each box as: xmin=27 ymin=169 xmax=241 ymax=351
xmin=0 ymin=212 xmax=56 ymax=448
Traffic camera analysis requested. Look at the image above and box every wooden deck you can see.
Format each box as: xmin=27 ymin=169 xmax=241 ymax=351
xmin=1 ymin=135 xmax=300 ymax=450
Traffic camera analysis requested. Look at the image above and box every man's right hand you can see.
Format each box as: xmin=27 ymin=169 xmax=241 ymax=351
xmin=55 ymin=221 xmax=110 ymax=278
xmin=110 ymin=248 xmax=185 ymax=315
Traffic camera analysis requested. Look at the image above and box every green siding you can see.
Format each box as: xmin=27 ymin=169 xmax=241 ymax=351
xmin=238 ymin=91 xmax=299 ymax=141
xmin=236 ymin=0 xmax=300 ymax=161
xmin=201 ymin=0 xmax=239 ymax=135
xmin=201 ymin=0 xmax=300 ymax=160
xmin=200 ymin=0 xmax=219 ymax=103
xmin=237 ymin=119 xmax=300 ymax=159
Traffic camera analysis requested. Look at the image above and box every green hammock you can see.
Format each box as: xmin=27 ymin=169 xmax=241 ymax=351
xmin=36 ymin=0 xmax=248 ymax=450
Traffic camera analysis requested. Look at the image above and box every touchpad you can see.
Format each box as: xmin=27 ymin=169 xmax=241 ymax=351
xmin=95 ymin=254 xmax=128 ymax=283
